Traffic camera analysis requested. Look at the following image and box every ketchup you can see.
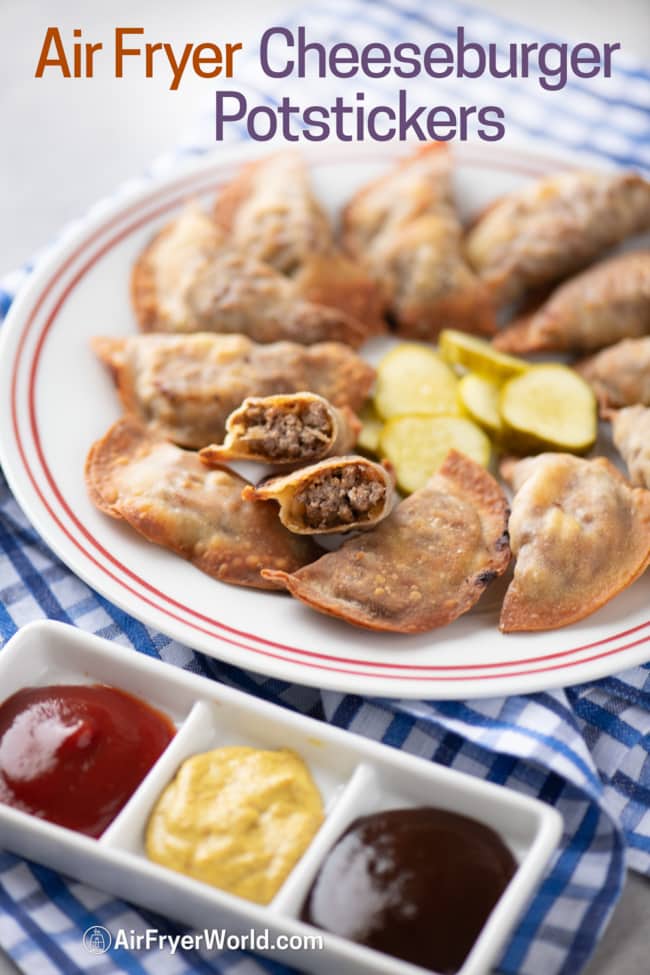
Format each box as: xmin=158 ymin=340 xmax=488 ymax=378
xmin=0 ymin=684 xmax=175 ymax=837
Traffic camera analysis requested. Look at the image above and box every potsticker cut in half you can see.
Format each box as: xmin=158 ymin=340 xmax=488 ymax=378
xmin=342 ymin=142 xmax=494 ymax=339
xmin=93 ymin=333 xmax=375 ymax=449
xmin=244 ymin=456 xmax=395 ymax=535
xmin=263 ymin=451 xmax=511 ymax=632
xmin=467 ymin=170 xmax=650 ymax=305
xmin=214 ymin=151 xmax=385 ymax=335
xmin=199 ymin=393 xmax=360 ymax=468
xmin=500 ymin=453 xmax=650 ymax=632
xmin=132 ymin=202 xmax=371 ymax=348
xmin=494 ymin=250 xmax=650 ymax=355
xmin=85 ymin=416 xmax=319 ymax=590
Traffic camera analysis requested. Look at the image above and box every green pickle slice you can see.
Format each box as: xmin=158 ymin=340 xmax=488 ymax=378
xmin=439 ymin=329 xmax=528 ymax=382
xmin=458 ymin=373 xmax=504 ymax=437
xmin=380 ymin=415 xmax=491 ymax=494
xmin=374 ymin=344 xmax=460 ymax=420
xmin=500 ymin=364 xmax=597 ymax=454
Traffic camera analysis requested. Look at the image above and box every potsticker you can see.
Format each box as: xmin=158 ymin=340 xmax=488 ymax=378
xmin=93 ymin=333 xmax=375 ymax=449
xmin=85 ymin=416 xmax=319 ymax=590
xmin=263 ymin=451 xmax=511 ymax=632
xmin=494 ymin=251 xmax=650 ymax=354
xmin=576 ymin=335 xmax=650 ymax=411
xmin=467 ymin=170 xmax=650 ymax=305
xmin=132 ymin=202 xmax=371 ymax=347
xmin=244 ymin=455 xmax=395 ymax=535
xmin=214 ymin=151 xmax=385 ymax=335
xmin=611 ymin=405 xmax=650 ymax=490
xmin=199 ymin=393 xmax=360 ymax=468
xmin=343 ymin=143 xmax=494 ymax=339
xmin=500 ymin=453 xmax=650 ymax=632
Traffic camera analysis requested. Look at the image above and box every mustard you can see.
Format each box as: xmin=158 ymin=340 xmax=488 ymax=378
xmin=145 ymin=746 xmax=323 ymax=904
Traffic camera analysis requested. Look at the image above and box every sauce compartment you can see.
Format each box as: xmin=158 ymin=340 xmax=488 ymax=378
xmin=272 ymin=762 xmax=550 ymax=974
xmin=0 ymin=621 xmax=562 ymax=975
xmin=99 ymin=695 xmax=352 ymax=902
xmin=0 ymin=622 xmax=196 ymax=725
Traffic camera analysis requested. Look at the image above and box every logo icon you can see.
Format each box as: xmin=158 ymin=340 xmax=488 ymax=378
xmin=82 ymin=925 xmax=112 ymax=954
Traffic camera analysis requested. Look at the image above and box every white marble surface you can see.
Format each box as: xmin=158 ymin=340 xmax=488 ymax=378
xmin=1 ymin=2 xmax=649 ymax=973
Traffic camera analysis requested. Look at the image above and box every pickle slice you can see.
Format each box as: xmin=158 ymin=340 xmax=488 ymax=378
xmin=500 ymin=365 xmax=597 ymax=454
xmin=374 ymin=344 xmax=460 ymax=420
xmin=379 ymin=415 xmax=491 ymax=494
xmin=458 ymin=373 xmax=503 ymax=437
xmin=439 ymin=329 xmax=528 ymax=381
xmin=356 ymin=401 xmax=383 ymax=456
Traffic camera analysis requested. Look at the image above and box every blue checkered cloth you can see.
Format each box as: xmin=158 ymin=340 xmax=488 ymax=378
xmin=1 ymin=2 xmax=650 ymax=974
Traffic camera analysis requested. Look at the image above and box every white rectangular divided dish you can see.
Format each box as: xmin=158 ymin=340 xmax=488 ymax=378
xmin=0 ymin=621 xmax=562 ymax=975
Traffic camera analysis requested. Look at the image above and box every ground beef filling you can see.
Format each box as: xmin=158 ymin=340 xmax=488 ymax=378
xmin=295 ymin=465 xmax=386 ymax=530
xmin=241 ymin=402 xmax=332 ymax=460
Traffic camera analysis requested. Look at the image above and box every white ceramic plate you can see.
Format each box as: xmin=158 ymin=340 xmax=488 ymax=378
xmin=1 ymin=142 xmax=649 ymax=699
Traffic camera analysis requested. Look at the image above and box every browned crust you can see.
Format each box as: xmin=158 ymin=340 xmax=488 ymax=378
xmin=441 ymin=449 xmax=511 ymax=539
xmin=84 ymin=413 xmax=148 ymax=517
xmin=464 ymin=194 xmax=503 ymax=236
xmin=467 ymin=172 xmax=650 ymax=305
xmin=293 ymin=252 xmax=387 ymax=338
xmin=281 ymin=301 xmax=370 ymax=349
xmin=396 ymin=282 xmax=496 ymax=340
xmin=133 ymin=242 xmax=375 ymax=349
xmin=494 ymin=249 xmax=650 ymax=355
xmin=199 ymin=444 xmax=238 ymax=465
xmin=91 ymin=337 xmax=138 ymax=415
xmin=91 ymin=335 xmax=375 ymax=446
xmin=263 ymin=450 xmax=511 ymax=632
xmin=492 ymin=315 xmax=540 ymax=354
xmin=342 ymin=144 xmax=495 ymax=338
xmin=91 ymin=336 xmax=126 ymax=378
xmin=574 ymin=351 xmax=622 ymax=414
xmin=498 ymin=456 xmax=522 ymax=488
xmin=213 ymin=157 xmax=261 ymax=235
xmin=499 ymin=457 xmax=650 ymax=632
xmin=130 ymin=224 xmax=173 ymax=331
xmin=215 ymin=155 xmax=386 ymax=341
xmin=85 ymin=416 xmax=320 ymax=590
xmin=319 ymin=346 xmax=375 ymax=412
xmin=339 ymin=406 xmax=363 ymax=446
xmin=341 ymin=142 xmax=451 ymax=252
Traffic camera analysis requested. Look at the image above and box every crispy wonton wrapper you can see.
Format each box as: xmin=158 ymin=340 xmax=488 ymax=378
xmin=499 ymin=453 xmax=650 ymax=632
xmin=199 ymin=393 xmax=360 ymax=467
xmin=85 ymin=416 xmax=319 ymax=589
xmin=132 ymin=203 xmax=370 ymax=348
xmin=214 ymin=151 xmax=333 ymax=273
xmin=611 ymin=405 xmax=650 ymax=489
xmin=493 ymin=251 xmax=650 ymax=354
xmin=92 ymin=333 xmax=375 ymax=449
xmin=342 ymin=143 xmax=494 ymax=339
xmin=576 ymin=335 xmax=650 ymax=411
xmin=466 ymin=170 xmax=650 ymax=305
xmin=263 ymin=451 xmax=511 ymax=631
xmin=214 ymin=151 xmax=385 ymax=335
xmin=243 ymin=455 xmax=395 ymax=535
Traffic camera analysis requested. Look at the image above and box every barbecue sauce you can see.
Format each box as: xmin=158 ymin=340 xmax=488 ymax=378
xmin=301 ymin=806 xmax=516 ymax=973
